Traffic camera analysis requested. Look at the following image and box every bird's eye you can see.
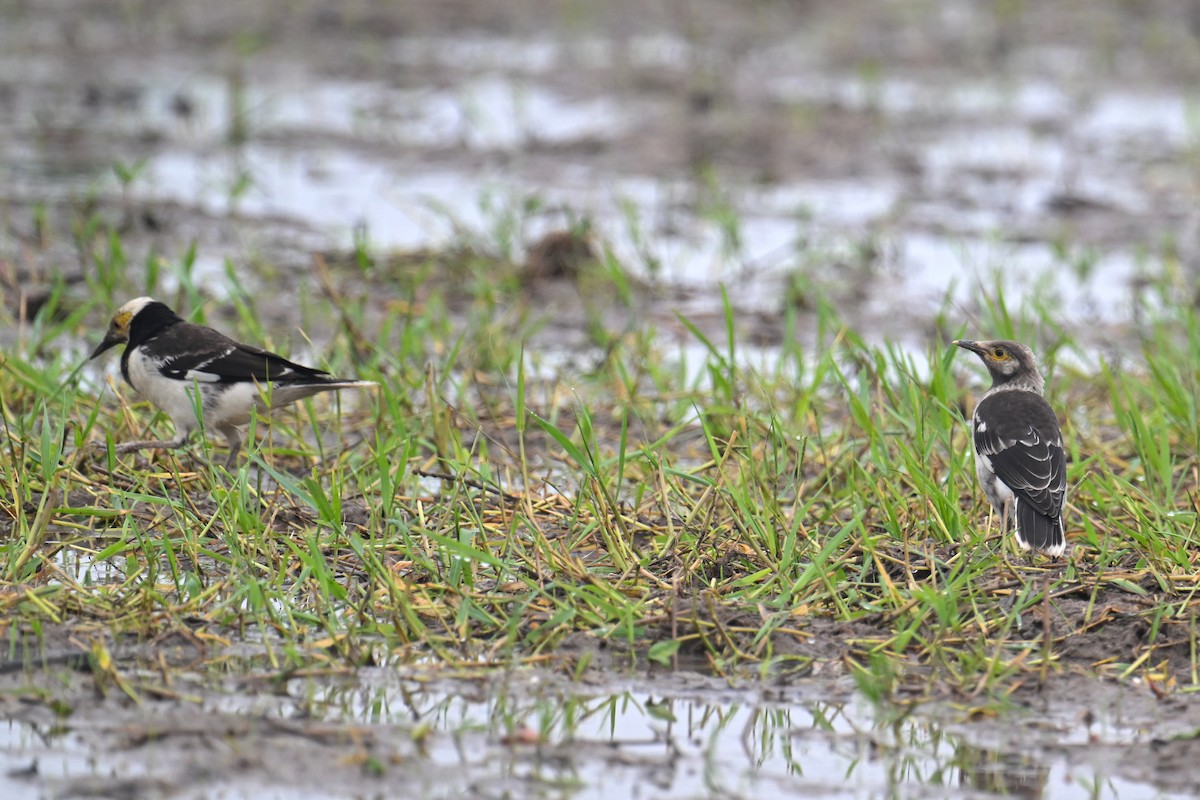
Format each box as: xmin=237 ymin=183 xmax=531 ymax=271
xmin=992 ymin=348 xmax=1007 ymax=359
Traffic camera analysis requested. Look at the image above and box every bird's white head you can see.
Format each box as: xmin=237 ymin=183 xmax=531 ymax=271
xmin=90 ymin=297 xmax=162 ymax=359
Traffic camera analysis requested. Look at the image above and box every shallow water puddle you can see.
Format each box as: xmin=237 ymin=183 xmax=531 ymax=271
xmin=52 ymin=541 xmax=127 ymax=586
xmin=322 ymin=675 xmax=1189 ymax=799
xmin=119 ymin=62 xmax=1159 ymax=341
xmin=6 ymin=17 xmax=1181 ymax=347
xmin=4 ymin=670 xmax=1179 ymax=800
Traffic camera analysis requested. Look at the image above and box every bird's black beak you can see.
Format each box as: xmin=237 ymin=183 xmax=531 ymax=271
xmin=953 ymin=339 xmax=986 ymax=356
xmin=90 ymin=332 xmax=122 ymax=360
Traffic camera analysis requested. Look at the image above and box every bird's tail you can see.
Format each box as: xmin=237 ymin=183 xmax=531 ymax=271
xmin=1013 ymin=499 xmax=1066 ymax=557
xmin=261 ymin=379 xmax=377 ymax=408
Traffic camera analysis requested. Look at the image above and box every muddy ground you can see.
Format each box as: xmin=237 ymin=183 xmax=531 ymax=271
xmin=4 ymin=0 xmax=1200 ymax=798
xmin=3 ymin=620 xmax=1200 ymax=800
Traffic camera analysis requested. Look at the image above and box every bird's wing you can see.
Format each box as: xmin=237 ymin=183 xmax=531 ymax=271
xmin=152 ymin=323 xmax=331 ymax=385
xmin=974 ymin=394 xmax=1067 ymax=518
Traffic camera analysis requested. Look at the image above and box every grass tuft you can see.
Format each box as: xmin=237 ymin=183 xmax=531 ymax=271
xmin=1 ymin=211 xmax=1199 ymax=701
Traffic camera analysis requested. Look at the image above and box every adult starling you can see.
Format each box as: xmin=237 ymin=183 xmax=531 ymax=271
xmin=90 ymin=297 xmax=374 ymax=467
xmin=953 ymin=339 xmax=1067 ymax=557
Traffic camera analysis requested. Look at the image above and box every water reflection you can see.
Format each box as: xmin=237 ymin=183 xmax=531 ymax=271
xmin=0 ymin=666 xmax=1186 ymax=800
xmin=955 ymin=745 xmax=1049 ymax=799
xmin=279 ymin=673 xmax=1183 ymax=800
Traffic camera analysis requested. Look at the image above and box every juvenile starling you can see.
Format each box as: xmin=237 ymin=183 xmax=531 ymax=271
xmin=953 ymin=339 xmax=1067 ymax=557
xmin=90 ymin=297 xmax=374 ymax=467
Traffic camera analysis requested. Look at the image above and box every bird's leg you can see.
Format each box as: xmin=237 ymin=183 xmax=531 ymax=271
xmin=996 ymin=498 xmax=1019 ymax=573
xmin=219 ymin=426 xmax=243 ymax=469
xmin=983 ymin=506 xmax=999 ymax=558
xmin=997 ymin=541 xmax=1021 ymax=575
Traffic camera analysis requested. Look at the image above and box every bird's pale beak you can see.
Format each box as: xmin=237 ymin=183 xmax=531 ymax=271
xmin=953 ymin=339 xmax=986 ymax=356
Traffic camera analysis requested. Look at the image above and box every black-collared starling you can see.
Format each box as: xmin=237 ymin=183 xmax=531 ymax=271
xmin=954 ymin=339 xmax=1067 ymax=557
xmin=91 ymin=297 xmax=374 ymax=466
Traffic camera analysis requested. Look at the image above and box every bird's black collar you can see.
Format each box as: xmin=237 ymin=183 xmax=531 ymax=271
xmin=127 ymin=301 xmax=184 ymax=348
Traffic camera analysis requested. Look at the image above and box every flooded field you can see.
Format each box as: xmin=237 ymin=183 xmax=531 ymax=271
xmin=3 ymin=1 xmax=1200 ymax=798
xmin=3 ymin=643 xmax=1198 ymax=800
xmin=6 ymin=1 xmax=1198 ymax=344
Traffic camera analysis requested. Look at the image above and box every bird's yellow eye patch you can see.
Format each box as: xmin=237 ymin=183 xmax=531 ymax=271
xmin=113 ymin=310 xmax=133 ymax=330
xmin=991 ymin=348 xmax=1008 ymax=360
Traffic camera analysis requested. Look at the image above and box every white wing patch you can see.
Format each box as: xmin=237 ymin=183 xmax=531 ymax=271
xmin=172 ymin=346 xmax=237 ymax=382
